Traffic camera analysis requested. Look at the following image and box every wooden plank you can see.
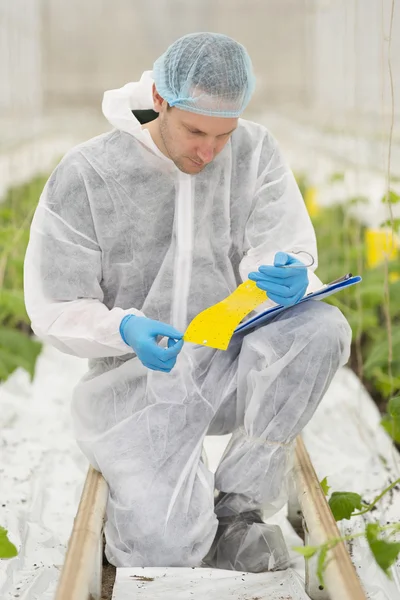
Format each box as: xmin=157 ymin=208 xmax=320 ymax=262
xmin=293 ymin=436 xmax=367 ymax=600
xmin=57 ymin=438 xmax=368 ymax=600
xmin=55 ymin=466 xmax=108 ymax=600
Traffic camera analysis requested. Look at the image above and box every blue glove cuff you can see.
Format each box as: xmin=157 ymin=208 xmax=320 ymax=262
xmin=119 ymin=314 xmax=136 ymax=344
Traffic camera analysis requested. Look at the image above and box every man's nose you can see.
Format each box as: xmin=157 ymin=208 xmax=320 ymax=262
xmin=197 ymin=140 xmax=215 ymax=163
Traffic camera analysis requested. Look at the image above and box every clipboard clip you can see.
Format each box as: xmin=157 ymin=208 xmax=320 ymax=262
xmin=326 ymin=273 xmax=353 ymax=285
xmin=306 ymin=273 xmax=353 ymax=295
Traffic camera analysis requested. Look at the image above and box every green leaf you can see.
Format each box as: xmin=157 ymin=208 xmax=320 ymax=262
xmin=329 ymin=172 xmax=345 ymax=183
xmin=388 ymin=396 xmax=400 ymax=420
xmin=381 ymin=415 xmax=400 ymax=444
xmin=317 ymin=546 xmax=328 ymax=587
xmin=364 ymin=328 xmax=400 ymax=376
xmin=347 ymin=195 xmax=369 ymax=206
xmin=328 ymin=492 xmax=363 ymax=521
xmin=381 ymin=190 xmax=400 ymax=204
xmin=366 ymin=523 xmax=400 ymax=577
xmin=371 ymin=369 xmax=400 ymax=398
xmin=0 ymin=289 xmax=29 ymax=325
xmin=0 ymin=526 xmax=18 ymax=559
xmin=294 ymin=172 xmax=309 ymax=198
xmin=292 ymin=545 xmax=318 ymax=558
xmin=380 ymin=218 xmax=400 ymax=231
xmin=0 ymin=174 xmax=49 ymax=385
xmin=0 ymin=328 xmax=42 ymax=382
xmin=381 ymin=396 xmax=400 ymax=444
xmin=320 ymin=476 xmax=331 ymax=497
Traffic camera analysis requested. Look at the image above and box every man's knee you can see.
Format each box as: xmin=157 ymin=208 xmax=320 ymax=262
xmin=105 ymin=500 xmax=218 ymax=567
xmin=102 ymin=464 xmax=218 ymax=568
xmin=244 ymin=300 xmax=352 ymax=364
xmin=302 ymin=302 xmax=352 ymax=363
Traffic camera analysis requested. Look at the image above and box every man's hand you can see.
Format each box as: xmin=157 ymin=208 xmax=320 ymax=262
xmin=120 ymin=315 xmax=184 ymax=372
xmin=248 ymin=251 xmax=309 ymax=306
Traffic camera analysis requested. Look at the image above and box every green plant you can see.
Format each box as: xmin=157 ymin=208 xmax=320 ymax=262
xmin=381 ymin=396 xmax=400 ymax=444
xmin=294 ymin=476 xmax=400 ymax=585
xmin=329 ymin=171 xmax=345 ymax=183
xmin=381 ymin=189 xmax=400 ymax=205
xmin=296 ymin=182 xmax=400 ymax=409
xmin=0 ymin=526 xmax=17 ymax=559
xmin=292 ymin=168 xmax=400 ymax=587
xmin=0 ymin=175 xmax=47 ymax=382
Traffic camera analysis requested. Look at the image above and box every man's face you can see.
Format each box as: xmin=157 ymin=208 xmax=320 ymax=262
xmin=156 ymin=103 xmax=238 ymax=175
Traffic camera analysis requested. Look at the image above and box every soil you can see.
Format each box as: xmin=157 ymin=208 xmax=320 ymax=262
xmin=101 ymin=562 xmax=116 ymax=600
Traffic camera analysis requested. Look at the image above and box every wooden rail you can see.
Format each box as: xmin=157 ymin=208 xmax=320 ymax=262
xmin=54 ymin=466 xmax=108 ymax=600
xmin=56 ymin=437 xmax=368 ymax=600
xmin=289 ymin=436 xmax=367 ymax=600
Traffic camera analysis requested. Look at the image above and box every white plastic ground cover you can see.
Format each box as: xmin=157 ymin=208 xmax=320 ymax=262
xmin=200 ymin=369 xmax=400 ymax=600
xmin=113 ymin=368 xmax=400 ymax=600
xmin=201 ymin=438 xmax=306 ymax=580
xmin=203 ymin=370 xmax=400 ymax=599
xmin=302 ymin=367 xmax=400 ymax=599
xmin=111 ymin=566 xmax=309 ymax=600
xmin=1 ymin=342 xmax=400 ymax=599
xmin=0 ymin=346 xmax=88 ymax=600
xmin=111 ymin=477 xmax=310 ymax=599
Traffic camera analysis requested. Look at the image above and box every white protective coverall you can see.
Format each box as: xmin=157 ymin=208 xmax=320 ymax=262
xmin=24 ymin=71 xmax=352 ymax=570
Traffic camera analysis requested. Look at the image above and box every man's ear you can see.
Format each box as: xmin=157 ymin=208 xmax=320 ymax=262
xmin=152 ymin=84 xmax=167 ymax=113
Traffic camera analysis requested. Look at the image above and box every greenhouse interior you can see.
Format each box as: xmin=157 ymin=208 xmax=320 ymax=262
xmin=1 ymin=1 xmax=400 ymax=599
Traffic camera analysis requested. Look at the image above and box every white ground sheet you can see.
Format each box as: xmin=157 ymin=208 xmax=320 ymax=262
xmin=1 ymin=344 xmax=399 ymax=599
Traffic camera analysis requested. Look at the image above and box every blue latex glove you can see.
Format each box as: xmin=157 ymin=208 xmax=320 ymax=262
xmin=248 ymin=251 xmax=309 ymax=306
xmin=120 ymin=315 xmax=184 ymax=372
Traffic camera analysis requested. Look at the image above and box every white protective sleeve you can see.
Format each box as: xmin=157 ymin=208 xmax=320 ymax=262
xmin=24 ymin=159 xmax=143 ymax=359
xmin=239 ymin=133 xmax=322 ymax=310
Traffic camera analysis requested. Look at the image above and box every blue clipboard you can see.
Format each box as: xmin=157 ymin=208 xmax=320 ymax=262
xmin=234 ymin=274 xmax=362 ymax=335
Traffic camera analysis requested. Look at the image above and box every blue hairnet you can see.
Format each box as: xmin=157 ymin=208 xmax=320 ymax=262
xmin=152 ymin=32 xmax=256 ymax=118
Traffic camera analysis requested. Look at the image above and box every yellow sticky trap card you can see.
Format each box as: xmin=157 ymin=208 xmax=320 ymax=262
xmin=304 ymin=186 xmax=320 ymax=218
xmin=184 ymin=280 xmax=267 ymax=351
xmin=365 ymin=228 xmax=398 ymax=269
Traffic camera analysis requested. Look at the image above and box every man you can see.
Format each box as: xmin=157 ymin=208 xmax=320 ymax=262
xmin=24 ymin=32 xmax=351 ymax=572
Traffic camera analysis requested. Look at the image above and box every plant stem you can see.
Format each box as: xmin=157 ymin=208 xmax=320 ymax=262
xmin=381 ymin=0 xmax=396 ymax=397
xmin=352 ymin=477 xmax=400 ymax=516
xmin=299 ymin=522 xmax=400 ymax=556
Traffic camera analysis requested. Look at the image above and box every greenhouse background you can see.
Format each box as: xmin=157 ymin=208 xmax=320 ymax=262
xmin=1 ymin=1 xmax=400 ymax=599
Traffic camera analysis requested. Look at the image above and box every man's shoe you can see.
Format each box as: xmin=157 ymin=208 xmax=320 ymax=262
xmin=203 ymin=493 xmax=290 ymax=572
